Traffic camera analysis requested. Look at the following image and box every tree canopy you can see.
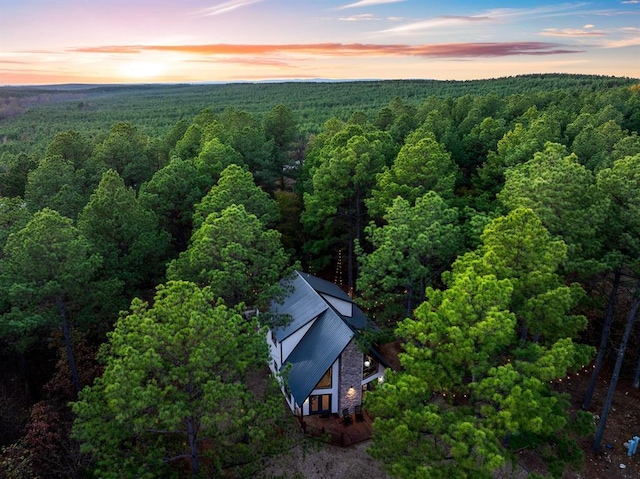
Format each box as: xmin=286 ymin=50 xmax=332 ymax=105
xmin=357 ymin=192 xmax=463 ymax=325
xmin=193 ymin=164 xmax=280 ymax=230
xmin=167 ymin=204 xmax=289 ymax=307
xmin=1 ymin=76 xmax=638 ymax=479
xmin=1 ymin=208 xmax=102 ymax=391
xmin=72 ymin=281 xmax=287 ymax=478
xmin=498 ymin=142 xmax=606 ymax=274
xmin=367 ymin=208 xmax=594 ymax=479
xmin=367 ymin=130 xmax=458 ymax=219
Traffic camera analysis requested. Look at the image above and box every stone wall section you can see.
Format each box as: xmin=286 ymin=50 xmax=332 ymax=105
xmin=338 ymin=338 xmax=363 ymax=415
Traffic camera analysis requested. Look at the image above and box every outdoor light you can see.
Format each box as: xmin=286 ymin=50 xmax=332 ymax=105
xmin=364 ymin=360 xmax=371 ymax=368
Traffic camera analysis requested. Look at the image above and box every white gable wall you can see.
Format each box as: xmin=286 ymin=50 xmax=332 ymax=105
xmin=281 ymin=317 xmax=316 ymax=362
xmin=321 ymin=294 xmax=352 ymax=317
xmin=267 ymin=330 xmax=281 ymax=373
xmin=301 ymin=356 xmax=340 ymax=415
xmin=267 ymin=317 xmax=319 ymax=370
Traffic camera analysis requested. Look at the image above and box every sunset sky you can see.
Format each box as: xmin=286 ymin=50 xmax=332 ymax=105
xmin=1 ymin=0 xmax=639 ymax=85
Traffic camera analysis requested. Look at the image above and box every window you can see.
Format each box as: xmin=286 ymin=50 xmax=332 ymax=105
xmin=362 ymin=381 xmax=377 ymax=393
xmin=309 ymin=394 xmax=332 ymax=414
xmin=315 ymin=366 xmax=332 ymax=389
xmin=363 ymin=355 xmax=379 ymax=379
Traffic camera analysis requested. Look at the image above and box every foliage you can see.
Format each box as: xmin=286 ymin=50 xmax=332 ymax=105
xmin=0 ymin=438 xmax=34 ymax=479
xmin=366 ymin=208 xmax=594 ymax=479
xmin=167 ymin=204 xmax=290 ymax=307
xmin=475 ymin=109 xmax=563 ymax=201
xmin=357 ymin=192 xmax=463 ymax=326
xmin=72 ymin=281 xmax=288 ymax=478
xmin=1 ymin=74 xmax=639 ymax=479
xmin=77 ymin=169 xmax=171 ymax=296
xmin=302 ymin=126 xmax=392 ymax=288
xmin=367 ymin=130 xmax=458 ymax=219
xmin=262 ymin=104 xmax=300 ymax=186
xmin=0 ymin=208 xmax=101 ymax=347
xmin=24 ymin=155 xmax=86 ymax=219
xmin=596 ymin=153 xmax=640 ymax=273
xmin=0 ymin=208 xmax=103 ymax=394
xmin=193 ymin=137 xmax=245 ymax=186
xmin=0 ymin=197 xmax=31 ymax=255
xmin=273 ymin=190 xmax=304 ymax=257
xmin=45 ymin=130 xmax=92 ymax=168
xmin=0 ymin=401 xmax=83 ymax=479
xmin=451 ymin=208 xmax=589 ymax=344
xmin=0 ymin=152 xmax=38 ymax=198
xmin=3 ymin=75 xmax=634 ymax=155
xmin=498 ymin=142 xmax=606 ymax=274
xmin=138 ymin=157 xmax=206 ymax=253
xmin=92 ymin=122 xmax=157 ymax=188
xmin=193 ymin=164 xmax=280 ymax=229
xmin=172 ymin=123 xmax=203 ymax=160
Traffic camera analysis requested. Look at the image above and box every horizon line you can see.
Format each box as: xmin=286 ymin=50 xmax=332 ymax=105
xmin=3 ymin=72 xmax=638 ymax=89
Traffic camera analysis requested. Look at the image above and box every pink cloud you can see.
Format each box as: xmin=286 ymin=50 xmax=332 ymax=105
xmin=70 ymin=42 xmax=582 ymax=58
xmin=187 ymin=57 xmax=294 ymax=67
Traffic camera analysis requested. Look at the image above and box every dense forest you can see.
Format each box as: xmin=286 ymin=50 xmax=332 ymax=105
xmin=1 ymin=74 xmax=639 ymax=478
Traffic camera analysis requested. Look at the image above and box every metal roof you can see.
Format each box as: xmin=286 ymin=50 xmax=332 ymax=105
xmin=270 ymin=272 xmax=329 ymax=342
xmin=344 ymin=303 xmax=370 ymax=330
xmin=298 ymin=272 xmax=352 ymax=302
xmin=282 ymin=308 xmax=354 ymax=404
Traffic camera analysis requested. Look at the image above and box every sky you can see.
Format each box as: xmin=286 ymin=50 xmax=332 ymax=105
xmin=1 ymin=0 xmax=639 ymax=85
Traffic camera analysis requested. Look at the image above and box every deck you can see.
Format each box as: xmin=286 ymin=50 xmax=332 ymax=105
xmin=298 ymin=410 xmax=375 ymax=447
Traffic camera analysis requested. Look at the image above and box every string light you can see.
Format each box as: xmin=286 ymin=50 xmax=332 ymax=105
xmin=335 ymin=249 xmax=344 ymax=286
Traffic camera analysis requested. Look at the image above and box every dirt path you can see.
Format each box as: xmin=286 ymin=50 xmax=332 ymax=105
xmin=264 ymin=440 xmax=390 ymax=479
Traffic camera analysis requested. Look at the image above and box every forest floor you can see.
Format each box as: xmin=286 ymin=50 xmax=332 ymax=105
xmin=552 ymin=372 xmax=640 ymax=479
xmin=263 ymin=370 xmax=639 ymax=479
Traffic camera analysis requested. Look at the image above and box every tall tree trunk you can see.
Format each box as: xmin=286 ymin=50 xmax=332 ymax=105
xmin=593 ymin=279 xmax=639 ymax=451
xmin=583 ymin=269 xmax=622 ymax=410
xmin=354 ymin=189 xmax=362 ymax=295
xmin=186 ymin=417 xmax=199 ymax=477
xmin=633 ymin=353 xmax=640 ymax=389
xmin=519 ymin=325 xmax=528 ymax=344
xmin=57 ymin=297 xmax=80 ymax=394
xmin=405 ymin=282 xmax=413 ymax=318
xmin=347 ymin=228 xmax=354 ymax=295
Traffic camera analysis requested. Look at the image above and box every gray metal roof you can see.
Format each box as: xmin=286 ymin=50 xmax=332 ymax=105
xmin=298 ymin=272 xmax=352 ymax=302
xmin=282 ymin=308 xmax=354 ymax=404
xmin=344 ymin=303 xmax=370 ymax=330
xmin=270 ymin=272 xmax=328 ymax=342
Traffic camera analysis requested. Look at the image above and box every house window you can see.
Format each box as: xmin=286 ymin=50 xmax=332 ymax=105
xmin=309 ymin=394 xmax=332 ymax=415
xmin=362 ymin=381 xmax=377 ymax=393
xmin=314 ymin=366 xmax=332 ymax=389
xmin=363 ymin=355 xmax=379 ymax=379
xmin=270 ymin=329 xmax=277 ymax=346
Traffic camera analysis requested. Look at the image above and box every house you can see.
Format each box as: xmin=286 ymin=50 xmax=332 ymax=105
xmin=267 ymin=271 xmax=386 ymax=417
